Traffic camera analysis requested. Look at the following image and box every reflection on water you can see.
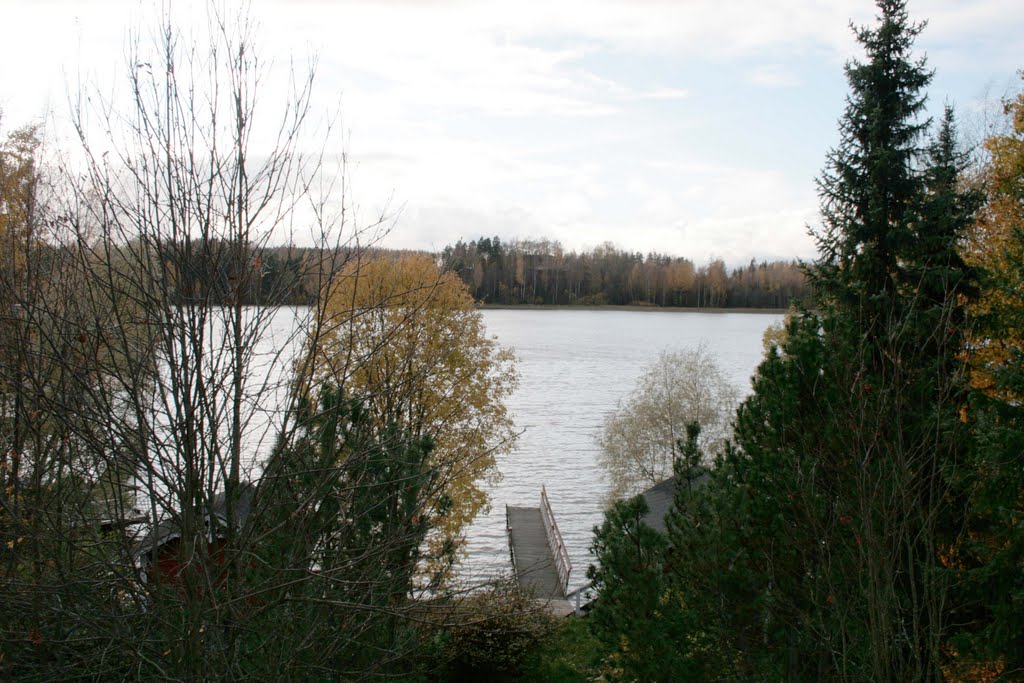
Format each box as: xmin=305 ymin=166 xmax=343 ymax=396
xmin=461 ymin=309 xmax=783 ymax=590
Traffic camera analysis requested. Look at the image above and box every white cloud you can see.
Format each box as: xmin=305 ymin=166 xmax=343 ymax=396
xmin=3 ymin=0 xmax=1021 ymax=267
xmin=639 ymin=87 xmax=691 ymax=100
xmin=748 ymin=65 xmax=801 ymax=88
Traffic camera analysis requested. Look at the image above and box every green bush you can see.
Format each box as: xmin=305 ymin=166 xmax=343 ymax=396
xmin=439 ymin=578 xmax=556 ymax=682
xmin=521 ymin=616 xmax=603 ymax=683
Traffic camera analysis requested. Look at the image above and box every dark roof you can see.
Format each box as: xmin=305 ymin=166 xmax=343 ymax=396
xmin=210 ymin=482 xmax=255 ymax=526
xmin=134 ymin=482 xmax=256 ymax=559
xmin=640 ymin=473 xmax=709 ymax=534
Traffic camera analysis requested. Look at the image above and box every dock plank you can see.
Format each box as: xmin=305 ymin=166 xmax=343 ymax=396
xmin=506 ymin=505 xmax=566 ymax=600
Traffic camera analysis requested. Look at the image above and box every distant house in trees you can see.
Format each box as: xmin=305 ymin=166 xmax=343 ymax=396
xmin=134 ymin=483 xmax=256 ymax=585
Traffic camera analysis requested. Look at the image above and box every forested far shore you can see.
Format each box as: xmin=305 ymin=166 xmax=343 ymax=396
xmin=112 ymin=237 xmax=809 ymax=309
xmin=478 ymin=304 xmax=789 ymax=313
xmin=442 ymin=238 xmax=809 ymax=308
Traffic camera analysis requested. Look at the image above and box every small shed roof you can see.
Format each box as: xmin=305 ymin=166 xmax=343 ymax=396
xmin=134 ymin=482 xmax=256 ymax=559
xmin=640 ymin=473 xmax=709 ymax=534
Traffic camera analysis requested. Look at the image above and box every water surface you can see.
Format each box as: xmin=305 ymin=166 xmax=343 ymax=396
xmin=176 ymin=307 xmax=781 ymax=588
xmin=461 ymin=309 xmax=783 ymax=590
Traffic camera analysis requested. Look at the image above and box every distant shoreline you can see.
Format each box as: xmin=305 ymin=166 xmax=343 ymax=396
xmin=477 ymin=304 xmax=787 ymax=314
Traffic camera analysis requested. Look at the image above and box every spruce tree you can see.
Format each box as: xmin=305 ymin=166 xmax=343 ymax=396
xmin=587 ymin=3 xmax=985 ymax=678
xmin=813 ymin=0 xmax=932 ymax=332
xmin=663 ymin=424 xmax=764 ymax=677
xmin=251 ymin=387 xmax=439 ymax=676
xmin=587 ymin=496 xmax=704 ymax=681
xmin=714 ymin=1 xmax=979 ymax=679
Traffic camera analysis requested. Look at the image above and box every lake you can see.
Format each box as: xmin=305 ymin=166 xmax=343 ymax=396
xmin=461 ymin=308 xmax=783 ymax=590
xmin=175 ymin=306 xmax=782 ymax=590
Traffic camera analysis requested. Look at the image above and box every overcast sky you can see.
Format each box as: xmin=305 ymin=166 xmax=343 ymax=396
xmin=2 ymin=0 xmax=1021 ymax=265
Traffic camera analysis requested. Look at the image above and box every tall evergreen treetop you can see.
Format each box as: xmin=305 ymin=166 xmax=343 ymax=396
xmin=713 ymin=2 xmax=980 ymax=678
xmin=912 ymin=106 xmax=982 ymax=334
xmin=814 ymin=0 xmax=933 ymax=321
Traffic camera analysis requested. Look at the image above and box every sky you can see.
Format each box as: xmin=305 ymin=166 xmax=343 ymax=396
xmin=1 ymin=0 xmax=1022 ymax=266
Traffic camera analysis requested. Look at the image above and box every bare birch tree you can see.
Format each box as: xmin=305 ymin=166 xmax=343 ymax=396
xmin=598 ymin=345 xmax=738 ymax=500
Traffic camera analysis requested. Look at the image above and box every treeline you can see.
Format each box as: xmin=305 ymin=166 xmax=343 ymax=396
xmin=442 ymin=237 xmax=808 ymax=308
xmin=165 ymin=241 xmax=313 ymax=306
xmin=153 ymin=241 xmax=425 ymax=306
xmin=151 ymin=237 xmax=810 ymax=309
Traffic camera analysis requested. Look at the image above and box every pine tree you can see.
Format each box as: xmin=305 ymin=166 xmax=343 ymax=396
xmin=587 ymin=495 xmax=704 ymax=681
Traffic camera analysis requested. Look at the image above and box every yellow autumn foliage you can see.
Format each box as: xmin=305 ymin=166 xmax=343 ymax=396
xmin=0 ymin=120 xmax=41 ymax=299
xmin=1 ymin=120 xmax=43 ymax=412
xmin=963 ymin=79 xmax=1024 ymax=399
xmin=312 ymin=252 xmax=518 ymax=564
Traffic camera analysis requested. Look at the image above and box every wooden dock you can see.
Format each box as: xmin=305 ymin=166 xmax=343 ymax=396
xmin=506 ymin=486 xmax=572 ymax=600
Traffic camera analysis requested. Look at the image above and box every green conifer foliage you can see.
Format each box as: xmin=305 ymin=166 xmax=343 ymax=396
xmin=706 ymin=1 xmax=980 ymax=679
xmin=813 ymin=0 xmax=932 ymax=330
xmin=587 ymin=3 xmax=992 ymax=679
xmin=248 ymin=386 xmax=440 ymax=677
xmin=587 ymin=495 xmax=703 ymax=681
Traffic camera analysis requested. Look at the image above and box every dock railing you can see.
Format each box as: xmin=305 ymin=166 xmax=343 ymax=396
xmin=540 ymin=485 xmax=572 ymax=594
xmin=505 ymin=505 xmax=517 ymax=571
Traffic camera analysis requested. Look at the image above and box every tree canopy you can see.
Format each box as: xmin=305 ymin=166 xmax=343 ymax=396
xmin=964 ymin=77 xmax=1024 ymax=399
xmin=949 ymin=75 xmax=1024 ymax=675
xmin=585 ymin=2 xmax=1013 ymax=679
xmin=310 ymin=252 xmax=518 ymax=566
xmin=598 ymin=346 xmax=737 ymax=500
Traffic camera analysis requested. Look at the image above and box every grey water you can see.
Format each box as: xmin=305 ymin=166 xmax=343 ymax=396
xmin=462 ymin=308 xmax=783 ymax=591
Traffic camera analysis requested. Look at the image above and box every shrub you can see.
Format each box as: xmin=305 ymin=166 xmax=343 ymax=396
xmin=439 ymin=578 xmax=556 ymax=681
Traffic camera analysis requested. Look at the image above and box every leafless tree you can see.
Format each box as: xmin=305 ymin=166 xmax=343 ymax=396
xmin=0 ymin=5 xmax=497 ymax=679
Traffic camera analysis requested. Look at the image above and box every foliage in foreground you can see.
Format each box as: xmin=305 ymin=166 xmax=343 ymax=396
xmin=429 ymin=578 xmax=557 ymax=682
xmin=0 ymin=6 xmax=524 ymax=679
xmin=586 ymin=3 xmax=1023 ymax=681
xmin=311 ymin=252 xmax=519 ymax=569
xmin=587 ymin=494 xmax=712 ymax=681
xmin=950 ymin=73 xmax=1024 ymax=677
xmin=519 ymin=616 xmax=604 ymax=683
